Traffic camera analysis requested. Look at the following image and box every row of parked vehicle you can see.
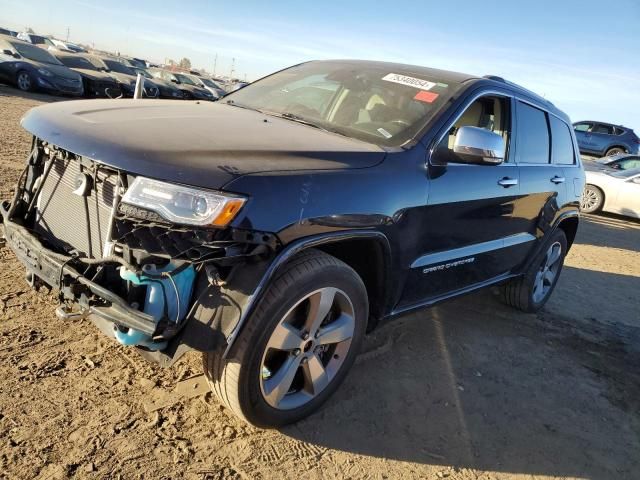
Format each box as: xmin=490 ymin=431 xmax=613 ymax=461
xmin=0 ymin=32 xmax=230 ymax=101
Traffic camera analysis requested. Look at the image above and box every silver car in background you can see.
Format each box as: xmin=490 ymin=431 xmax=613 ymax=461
xmin=582 ymin=167 xmax=640 ymax=218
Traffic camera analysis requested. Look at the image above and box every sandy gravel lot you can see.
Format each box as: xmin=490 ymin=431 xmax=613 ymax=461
xmin=0 ymin=86 xmax=639 ymax=480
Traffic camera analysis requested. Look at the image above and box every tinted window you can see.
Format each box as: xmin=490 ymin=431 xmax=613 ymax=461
xmin=614 ymin=127 xmax=625 ymax=135
xmin=550 ymin=116 xmax=575 ymax=165
xmin=516 ymin=102 xmax=549 ymax=164
xmin=11 ymin=41 xmax=62 ymax=65
xmin=592 ymin=124 xmax=614 ymax=135
xmin=103 ymin=59 xmax=135 ymax=75
xmin=574 ymin=123 xmax=591 ymax=132
xmin=58 ymin=55 xmax=98 ymax=70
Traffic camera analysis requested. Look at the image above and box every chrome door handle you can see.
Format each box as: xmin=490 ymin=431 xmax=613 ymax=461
xmin=498 ymin=177 xmax=518 ymax=187
xmin=551 ymin=176 xmax=565 ymax=184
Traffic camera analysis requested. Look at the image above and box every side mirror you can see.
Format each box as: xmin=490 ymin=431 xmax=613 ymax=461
xmin=453 ymin=126 xmax=505 ymax=165
xmin=170 ymin=78 xmax=178 ymax=83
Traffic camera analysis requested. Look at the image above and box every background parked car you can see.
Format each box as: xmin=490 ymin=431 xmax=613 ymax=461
xmin=132 ymin=67 xmax=184 ymax=99
xmin=86 ymin=55 xmax=159 ymax=98
xmin=582 ymin=167 xmax=640 ymax=218
xmin=185 ymin=73 xmax=226 ymax=99
xmin=589 ymin=153 xmax=640 ymax=171
xmin=574 ymin=121 xmax=640 ymax=157
xmin=16 ymin=32 xmax=56 ymax=50
xmin=54 ymin=52 xmax=121 ymax=98
xmin=148 ymin=68 xmax=214 ymax=100
xmin=0 ymin=27 xmax=17 ymax=37
xmin=0 ymin=36 xmax=83 ymax=96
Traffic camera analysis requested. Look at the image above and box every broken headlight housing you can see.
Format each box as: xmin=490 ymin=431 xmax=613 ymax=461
xmin=121 ymin=177 xmax=246 ymax=227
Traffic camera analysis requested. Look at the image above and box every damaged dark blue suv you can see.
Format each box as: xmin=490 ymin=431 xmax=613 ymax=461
xmin=0 ymin=60 xmax=584 ymax=427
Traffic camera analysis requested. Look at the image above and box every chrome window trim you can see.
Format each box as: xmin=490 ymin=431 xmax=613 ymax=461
xmin=428 ymin=87 xmax=580 ymax=167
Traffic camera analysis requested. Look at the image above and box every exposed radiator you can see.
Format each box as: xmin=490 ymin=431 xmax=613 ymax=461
xmin=34 ymin=158 xmax=117 ymax=258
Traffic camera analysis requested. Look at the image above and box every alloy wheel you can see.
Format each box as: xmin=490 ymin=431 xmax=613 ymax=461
xmin=259 ymin=287 xmax=355 ymax=410
xmin=532 ymin=241 xmax=562 ymax=303
xmin=17 ymin=72 xmax=31 ymax=91
xmin=581 ymin=187 xmax=600 ymax=212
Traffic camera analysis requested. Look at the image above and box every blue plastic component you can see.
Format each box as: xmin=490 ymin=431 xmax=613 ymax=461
xmin=115 ymin=263 xmax=196 ymax=350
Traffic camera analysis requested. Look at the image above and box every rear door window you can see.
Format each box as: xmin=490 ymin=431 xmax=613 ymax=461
xmin=592 ymin=124 xmax=614 ymax=135
xmin=550 ymin=116 xmax=576 ymax=165
xmin=515 ymin=101 xmax=550 ymax=164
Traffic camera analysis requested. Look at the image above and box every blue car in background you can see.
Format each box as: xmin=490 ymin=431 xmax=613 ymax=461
xmin=573 ymin=120 xmax=640 ymax=157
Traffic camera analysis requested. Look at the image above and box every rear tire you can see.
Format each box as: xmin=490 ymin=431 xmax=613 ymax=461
xmin=581 ymin=184 xmax=604 ymax=213
xmin=501 ymin=229 xmax=567 ymax=313
xmin=203 ymin=249 xmax=368 ymax=427
xmin=16 ymin=70 xmax=33 ymax=92
xmin=605 ymin=147 xmax=625 ymax=157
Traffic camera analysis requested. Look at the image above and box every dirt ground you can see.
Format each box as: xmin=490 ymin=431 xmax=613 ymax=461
xmin=0 ymin=86 xmax=639 ymax=480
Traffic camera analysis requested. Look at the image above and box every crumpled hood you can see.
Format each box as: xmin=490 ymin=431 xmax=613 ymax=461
xmin=20 ymin=100 xmax=386 ymax=190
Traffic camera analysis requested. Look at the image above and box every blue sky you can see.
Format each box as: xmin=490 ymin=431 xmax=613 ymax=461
xmin=1 ymin=0 xmax=639 ymax=130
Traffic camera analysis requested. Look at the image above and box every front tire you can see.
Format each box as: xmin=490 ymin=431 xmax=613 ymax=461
xmin=581 ymin=184 xmax=604 ymax=213
xmin=203 ymin=249 xmax=368 ymax=427
xmin=501 ymin=229 xmax=567 ymax=313
xmin=16 ymin=70 xmax=33 ymax=92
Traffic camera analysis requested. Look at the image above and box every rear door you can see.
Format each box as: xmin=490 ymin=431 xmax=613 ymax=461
xmin=515 ymin=101 xmax=567 ymax=244
xmin=589 ymin=123 xmax=615 ymax=155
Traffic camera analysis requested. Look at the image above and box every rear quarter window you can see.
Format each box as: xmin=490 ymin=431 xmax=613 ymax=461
xmin=516 ymin=102 xmax=550 ymax=164
xmin=550 ymin=116 xmax=576 ymax=165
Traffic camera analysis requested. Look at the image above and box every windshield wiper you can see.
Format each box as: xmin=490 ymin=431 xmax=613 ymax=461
xmin=225 ymin=99 xmax=264 ymax=113
xmin=271 ymin=112 xmax=344 ymax=136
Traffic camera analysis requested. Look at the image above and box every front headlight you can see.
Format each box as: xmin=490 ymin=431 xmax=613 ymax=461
xmin=121 ymin=177 xmax=246 ymax=227
xmin=37 ymin=68 xmax=53 ymax=77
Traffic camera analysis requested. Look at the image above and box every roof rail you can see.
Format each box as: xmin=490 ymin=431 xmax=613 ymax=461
xmin=483 ymin=75 xmax=505 ymax=83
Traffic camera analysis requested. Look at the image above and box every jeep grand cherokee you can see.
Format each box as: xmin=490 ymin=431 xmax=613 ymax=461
xmin=0 ymin=60 xmax=585 ymax=427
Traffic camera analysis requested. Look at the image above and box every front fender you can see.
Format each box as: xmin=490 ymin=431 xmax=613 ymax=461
xmin=139 ymin=229 xmax=390 ymax=367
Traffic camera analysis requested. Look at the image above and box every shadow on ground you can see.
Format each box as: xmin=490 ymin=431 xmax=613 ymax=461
xmin=282 ymin=217 xmax=640 ymax=479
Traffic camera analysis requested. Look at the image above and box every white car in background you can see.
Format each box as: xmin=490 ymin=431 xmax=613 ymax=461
xmin=582 ymin=167 xmax=640 ymax=218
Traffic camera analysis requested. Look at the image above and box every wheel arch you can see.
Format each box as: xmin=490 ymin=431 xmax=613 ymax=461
xmin=557 ymin=215 xmax=579 ymax=251
xmin=605 ymin=145 xmax=628 ymax=155
xmin=222 ymin=230 xmax=392 ymax=358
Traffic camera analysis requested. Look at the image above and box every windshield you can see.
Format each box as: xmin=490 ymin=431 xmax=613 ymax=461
xmin=103 ymin=59 xmax=135 ymax=75
xmin=31 ymin=35 xmax=53 ymax=46
xmin=611 ymin=167 xmax=640 ymax=179
xmin=200 ymin=77 xmax=222 ymax=89
xmin=12 ymin=42 xmax=62 ymax=65
xmin=224 ymin=61 xmax=462 ymax=146
xmin=175 ymin=73 xmax=196 ymax=85
xmin=57 ymin=55 xmax=98 ymax=70
xmin=134 ymin=68 xmax=153 ymax=79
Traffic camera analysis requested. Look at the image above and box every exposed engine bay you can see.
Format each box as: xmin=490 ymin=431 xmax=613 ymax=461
xmin=0 ymin=138 xmax=279 ymax=360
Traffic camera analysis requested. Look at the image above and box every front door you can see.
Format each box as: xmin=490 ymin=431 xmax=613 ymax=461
xmin=398 ymin=93 xmax=532 ymax=307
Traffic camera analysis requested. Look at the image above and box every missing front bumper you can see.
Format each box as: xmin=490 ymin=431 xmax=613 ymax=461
xmin=1 ymin=210 xmax=158 ymax=336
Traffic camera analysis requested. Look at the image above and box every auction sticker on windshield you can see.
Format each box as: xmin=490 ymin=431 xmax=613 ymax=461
xmin=382 ymin=73 xmax=436 ymax=91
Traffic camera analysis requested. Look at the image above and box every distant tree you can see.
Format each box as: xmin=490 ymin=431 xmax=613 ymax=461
xmin=179 ymin=57 xmax=192 ymax=70
xmin=25 ymin=27 xmax=34 ymax=33
xmin=167 ymin=59 xmax=176 ymax=67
